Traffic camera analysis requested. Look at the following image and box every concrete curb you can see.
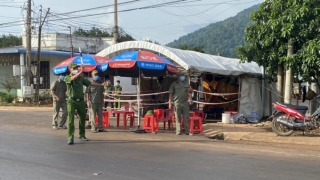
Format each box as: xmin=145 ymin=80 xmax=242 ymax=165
xmin=202 ymin=123 xmax=320 ymax=146
xmin=0 ymin=106 xmax=52 ymax=111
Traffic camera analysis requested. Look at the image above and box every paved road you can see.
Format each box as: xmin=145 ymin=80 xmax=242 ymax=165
xmin=1 ymin=110 xmax=320 ymax=180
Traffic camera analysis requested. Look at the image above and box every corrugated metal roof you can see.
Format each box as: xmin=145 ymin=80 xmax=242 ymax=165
xmin=0 ymin=47 xmax=82 ymax=57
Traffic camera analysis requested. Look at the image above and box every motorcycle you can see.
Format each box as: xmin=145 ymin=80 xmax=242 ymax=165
xmin=270 ymin=95 xmax=320 ymax=136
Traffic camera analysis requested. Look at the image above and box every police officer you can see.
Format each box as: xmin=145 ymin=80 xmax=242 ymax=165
xmin=104 ymin=79 xmax=114 ymax=114
xmin=64 ymin=62 xmax=107 ymax=145
xmin=50 ymin=74 xmax=67 ymax=130
xmin=169 ymin=72 xmax=193 ymax=135
xmin=86 ymin=70 xmax=105 ymax=133
xmin=114 ymin=80 xmax=122 ymax=109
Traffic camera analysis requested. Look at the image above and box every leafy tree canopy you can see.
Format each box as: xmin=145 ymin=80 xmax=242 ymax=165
xmin=173 ymin=44 xmax=205 ymax=53
xmin=73 ymin=27 xmax=111 ymax=37
xmin=237 ymin=0 xmax=320 ymax=86
xmin=73 ymin=27 xmax=135 ymax=42
xmin=0 ymin=34 xmax=22 ymax=47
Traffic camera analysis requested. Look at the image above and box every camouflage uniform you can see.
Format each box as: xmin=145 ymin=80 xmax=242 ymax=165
xmin=64 ymin=63 xmax=91 ymax=141
xmin=114 ymin=84 xmax=122 ymax=109
xmin=169 ymin=80 xmax=190 ymax=134
xmin=86 ymin=72 xmax=104 ymax=132
xmin=51 ymin=79 xmax=67 ymax=128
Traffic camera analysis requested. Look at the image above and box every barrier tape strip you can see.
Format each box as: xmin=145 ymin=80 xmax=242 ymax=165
xmin=192 ymin=89 xmax=239 ymax=96
xmin=105 ymin=90 xmax=239 ymax=97
xmin=134 ymin=102 xmax=169 ymax=106
xmin=131 ymin=99 xmax=238 ymax=106
xmin=104 ymin=94 xmax=160 ymax=102
xmin=104 ymin=91 xmax=169 ymax=97
xmin=191 ymin=99 xmax=238 ymax=105
xmin=102 ymin=98 xmax=237 ymax=107
xmin=104 ymin=99 xmax=142 ymax=102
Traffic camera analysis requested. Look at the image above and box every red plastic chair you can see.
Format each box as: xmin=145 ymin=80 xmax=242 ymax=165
xmin=125 ymin=105 xmax=136 ymax=128
xmin=155 ymin=109 xmax=176 ymax=131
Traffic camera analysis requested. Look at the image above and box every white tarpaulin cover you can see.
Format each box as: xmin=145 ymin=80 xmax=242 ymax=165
xmin=239 ymin=77 xmax=263 ymax=120
xmin=97 ymin=41 xmax=266 ymax=120
xmin=97 ymin=41 xmax=262 ymax=76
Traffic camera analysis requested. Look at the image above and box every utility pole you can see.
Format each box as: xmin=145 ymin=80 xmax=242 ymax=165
xmin=113 ymin=0 xmax=118 ymax=44
xmin=35 ymin=7 xmax=50 ymax=102
xmin=25 ymin=0 xmax=32 ymax=87
xmin=284 ymin=39 xmax=293 ymax=104
xmin=68 ymin=26 xmax=73 ymax=57
xmin=277 ymin=64 xmax=284 ymax=103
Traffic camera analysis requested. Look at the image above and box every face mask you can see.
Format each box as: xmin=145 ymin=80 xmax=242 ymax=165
xmin=72 ymin=69 xmax=78 ymax=74
xmin=93 ymin=76 xmax=99 ymax=81
xmin=116 ymin=83 xmax=119 ymax=86
xmin=180 ymin=76 xmax=185 ymax=81
xmin=60 ymin=76 xmax=65 ymax=81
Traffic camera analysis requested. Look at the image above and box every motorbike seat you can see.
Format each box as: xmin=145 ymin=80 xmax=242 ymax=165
xmin=280 ymin=103 xmax=308 ymax=110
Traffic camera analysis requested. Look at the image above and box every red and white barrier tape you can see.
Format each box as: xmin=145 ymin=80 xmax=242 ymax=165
xmin=104 ymin=91 xmax=169 ymax=97
xmin=192 ymin=89 xmax=239 ymax=96
xmin=104 ymin=99 xmax=142 ymax=102
xmin=134 ymin=102 xmax=169 ymax=106
xmin=191 ymin=99 xmax=238 ymax=105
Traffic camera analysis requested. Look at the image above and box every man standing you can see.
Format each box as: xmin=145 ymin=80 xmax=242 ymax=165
xmin=114 ymin=80 xmax=122 ymax=109
xmin=86 ymin=70 xmax=105 ymax=133
xmin=104 ymin=79 xmax=114 ymax=112
xmin=50 ymin=74 xmax=67 ymax=130
xmin=169 ymin=72 xmax=193 ymax=135
xmin=64 ymin=62 xmax=107 ymax=145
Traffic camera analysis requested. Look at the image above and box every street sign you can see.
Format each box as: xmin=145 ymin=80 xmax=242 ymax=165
xmin=23 ymin=86 xmax=32 ymax=98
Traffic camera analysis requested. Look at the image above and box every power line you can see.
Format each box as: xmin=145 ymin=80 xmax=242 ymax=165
xmin=45 ymin=0 xmax=194 ymax=22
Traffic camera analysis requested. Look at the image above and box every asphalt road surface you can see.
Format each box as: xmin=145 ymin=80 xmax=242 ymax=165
xmin=0 ymin=110 xmax=320 ymax=180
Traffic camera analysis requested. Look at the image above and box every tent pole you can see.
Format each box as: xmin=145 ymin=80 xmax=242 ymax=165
xmin=238 ymin=76 xmax=241 ymax=113
xmin=137 ymin=68 xmax=141 ymax=128
xmin=131 ymin=68 xmax=147 ymax=133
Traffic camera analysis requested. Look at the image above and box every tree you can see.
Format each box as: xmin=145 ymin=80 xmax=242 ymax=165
xmin=0 ymin=76 xmax=19 ymax=103
xmin=144 ymin=39 xmax=160 ymax=45
xmin=237 ymin=0 xmax=320 ymax=102
xmin=0 ymin=34 xmax=22 ymax=47
xmin=73 ymin=27 xmax=135 ymax=42
xmin=174 ymin=44 xmax=205 ymax=53
xmin=73 ymin=27 xmax=111 ymax=37
xmin=167 ymin=4 xmax=260 ymax=57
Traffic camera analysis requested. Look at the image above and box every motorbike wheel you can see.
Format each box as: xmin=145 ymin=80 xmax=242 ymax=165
xmin=271 ymin=112 xmax=294 ymax=136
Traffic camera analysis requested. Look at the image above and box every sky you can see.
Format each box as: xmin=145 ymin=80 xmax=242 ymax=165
xmin=0 ymin=0 xmax=264 ymax=45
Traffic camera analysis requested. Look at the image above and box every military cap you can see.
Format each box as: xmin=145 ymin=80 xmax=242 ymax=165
xmin=91 ymin=70 xmax=98 ymax=75
xmin=69 ymin=62 xmax=79 ymax=68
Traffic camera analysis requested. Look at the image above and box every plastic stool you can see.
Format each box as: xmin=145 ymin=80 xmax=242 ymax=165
xmin=102 ymin=111 xmax=110 ymax=127
xmin=190 ymin=111 xmax=196 ymax=117
xmin=189 ymin=116 xmax=203 ymax=134
xmin=143 ymin=115 xmax=158 ymax=133
xmin=195 ymin=110 xmax=205 ymax=122
xmin=95 ymin=111 xmax=110 ymax=128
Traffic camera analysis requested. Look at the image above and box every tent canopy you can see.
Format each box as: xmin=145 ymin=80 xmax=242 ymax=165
xmin=97 ymin=41 xmax=262 ymax=76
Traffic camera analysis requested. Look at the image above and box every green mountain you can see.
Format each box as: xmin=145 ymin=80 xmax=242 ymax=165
xmin=166 ymin=4 xmax=260 ymax=57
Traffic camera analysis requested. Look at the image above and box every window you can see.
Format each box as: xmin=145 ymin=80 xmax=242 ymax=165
xmin=131 ymin=78 xmax=137 ymax=85
xmin=31 ymin=61 xmax=50 ymax=89
xmin=40 ymin=61 xmax=50 ymax=89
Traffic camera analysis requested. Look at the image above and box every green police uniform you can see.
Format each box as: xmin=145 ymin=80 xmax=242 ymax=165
xmin=86 ymin=83 xmax=104 ymax=131
xmin=104 ymin=84 xmax=114 ymax=110
xmin=64 ymin=71 xmax=91 ymax=140
xmin=114 ymin=85 xmax=122 ymax=109
xmin=51 ymin=79 xmax=67 ymax=128
xmin=169 ymin=80 xmax=190 ymax=134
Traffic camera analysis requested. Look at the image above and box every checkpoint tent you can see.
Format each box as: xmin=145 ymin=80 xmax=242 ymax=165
xmin=97 ymin=41 xmax=266 ymax=120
